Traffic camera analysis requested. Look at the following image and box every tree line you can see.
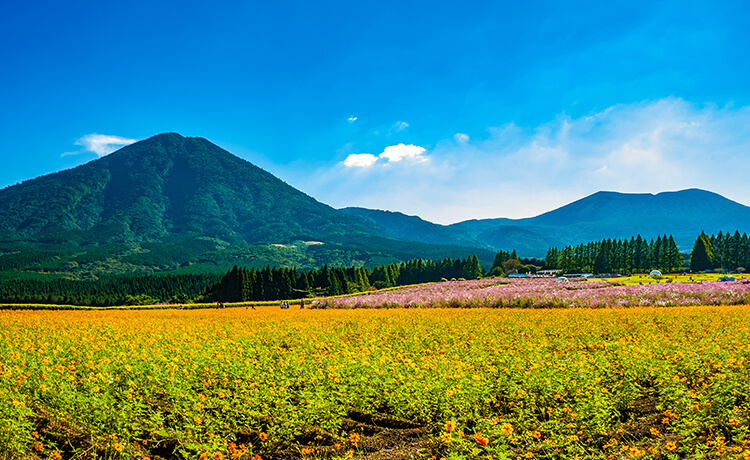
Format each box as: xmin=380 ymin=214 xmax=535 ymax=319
xmin=542 ymin=231 xmax=750 ymax=275
xmin=689 ymin=230 xmax=750 ymax=272
xmin=543 ymin=234 xmax=684 ymax=274
xmin=0 ymin=273 xmax=222 ymax=306
xmin=207 ymin=255 xmax=483 ymax=302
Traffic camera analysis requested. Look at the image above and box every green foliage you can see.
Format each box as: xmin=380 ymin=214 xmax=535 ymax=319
xmin=490 ymin=250 xmax=514 ymax=276
xmin=124 ymin=294 xmax=159 ymax=305
xmin=121 ymin=238 xmax=219 ymax=267
xmin=0 ymin=250 xmax=70 ymax=271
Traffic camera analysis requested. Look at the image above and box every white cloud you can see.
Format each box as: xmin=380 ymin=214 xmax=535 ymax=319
xmin=67 ymin=133 xmax=137 ymax=157
xmin=379 ymin=143 xmax=426 ymax=162
xmin=348 ymin=116 xmax=358 ymax=123
xmin=393 ymin=121 xmax=409 ymax=131
xmin=341 ymin=143 xmax=428 ymax=168
xmin=343 ymin=153 xmax=378 ymax=168
xmin=454 ymin=133 xmax=469 ymax=143
xmin=293 ymin=98 xmax=750 ymax=224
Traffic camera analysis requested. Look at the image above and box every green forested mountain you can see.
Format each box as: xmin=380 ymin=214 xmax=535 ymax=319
xmin=0 ymin=133 xmax=494 ymax=278
xmin=0 ymin=133 xmax=374 ymax=243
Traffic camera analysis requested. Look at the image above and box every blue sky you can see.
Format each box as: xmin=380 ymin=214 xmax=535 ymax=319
xmin=2 ymin=0 xmax=749 ymax=224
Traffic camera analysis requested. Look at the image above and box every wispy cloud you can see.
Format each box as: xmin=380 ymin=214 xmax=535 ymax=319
xmin=342 ymin=143 xmax=427 ymax=168
xmin=348 ymin=116 xmax=358 ymax=123
xmin=64 ymin=134 xmax=137 ymax=157
xmin=454 ymin=133 xmax=469 ymax=143
xmin=304 ymin=98 xmax=750 ymax=224
xmin=393 ymin=121 xmax=409 ymax=132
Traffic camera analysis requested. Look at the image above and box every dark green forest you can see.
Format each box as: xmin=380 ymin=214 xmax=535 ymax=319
xmin=0 ymin=274 xmax=222 ymax=307
xmin=206 ymin=255 xmax=483 ymax=302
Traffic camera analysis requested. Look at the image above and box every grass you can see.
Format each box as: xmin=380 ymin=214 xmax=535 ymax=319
xmin=596 ymin=272 xmax=750 ymax=285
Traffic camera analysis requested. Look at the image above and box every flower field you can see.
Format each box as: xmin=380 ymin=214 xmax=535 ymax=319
xmin=327 ymin=278 xmax=750 ymax=309
xmin=1 ymin=293 xmax=750 ymax=459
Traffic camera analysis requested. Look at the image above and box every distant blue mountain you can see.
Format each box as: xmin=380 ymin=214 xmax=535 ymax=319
xmin=344 ymin=189 xmax=750 ymax=257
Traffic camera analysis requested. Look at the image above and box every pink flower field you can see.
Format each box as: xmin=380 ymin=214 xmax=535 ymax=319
xmin=326 ymin=278 xmax=750 ymax=309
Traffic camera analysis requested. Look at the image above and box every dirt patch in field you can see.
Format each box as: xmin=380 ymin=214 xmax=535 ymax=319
xmin=29 ymin=405 xmax=437 ymax=460
xmin=254 ymin=410 xmax=432 ymax=460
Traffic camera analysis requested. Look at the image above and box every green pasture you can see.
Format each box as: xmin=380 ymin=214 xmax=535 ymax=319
xmin=596 ymin=272 xmax=750 ymax=285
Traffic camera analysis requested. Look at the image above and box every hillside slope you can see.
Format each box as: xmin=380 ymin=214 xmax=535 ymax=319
xmin=0 ymin=133 xmax=375 ymax=244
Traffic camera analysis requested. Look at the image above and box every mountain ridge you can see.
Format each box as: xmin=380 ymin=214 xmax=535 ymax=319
xmin=344 ymin=189 xmax=750 ymax=257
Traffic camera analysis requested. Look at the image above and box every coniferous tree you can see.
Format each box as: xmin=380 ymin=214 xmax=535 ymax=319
xmin=544 ymin=248 xmax=558 ymax=269
xmin=593 ymin=239 xmax=611 ymax=274
xmin=690 ymin=232 xmax=714 ymax=272
xmin=296 ymin=272 xmax=310 ymax=295
xmin=652 ymin=236 xmax=663 ymax=270
xmin=665 ymin=235 xmax=684 ymax=272
xmin=491 ymin=250 xmax=511 ymax=274
xmin=463 ymin=255 xmax=482 ymax=279
xmin=356 ymin=268 xmax=368 ymax=292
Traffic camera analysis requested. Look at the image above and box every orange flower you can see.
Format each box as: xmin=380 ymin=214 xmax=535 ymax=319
xmin=474 ymin=433 xmax=489 ymax=446
xmin=349 ymin=432 xmax=361 ymax=446
xmin=445 ymin=420 xmax=456 ymax=432
xmin=501 ymin=423 xmax=514 ymax=436
xmin=259 ymin=432 xmax=268 ymax=442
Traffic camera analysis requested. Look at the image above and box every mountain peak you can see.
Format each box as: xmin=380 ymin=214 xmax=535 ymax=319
xmin=0 ymin=134 xmax=373 ymax=244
